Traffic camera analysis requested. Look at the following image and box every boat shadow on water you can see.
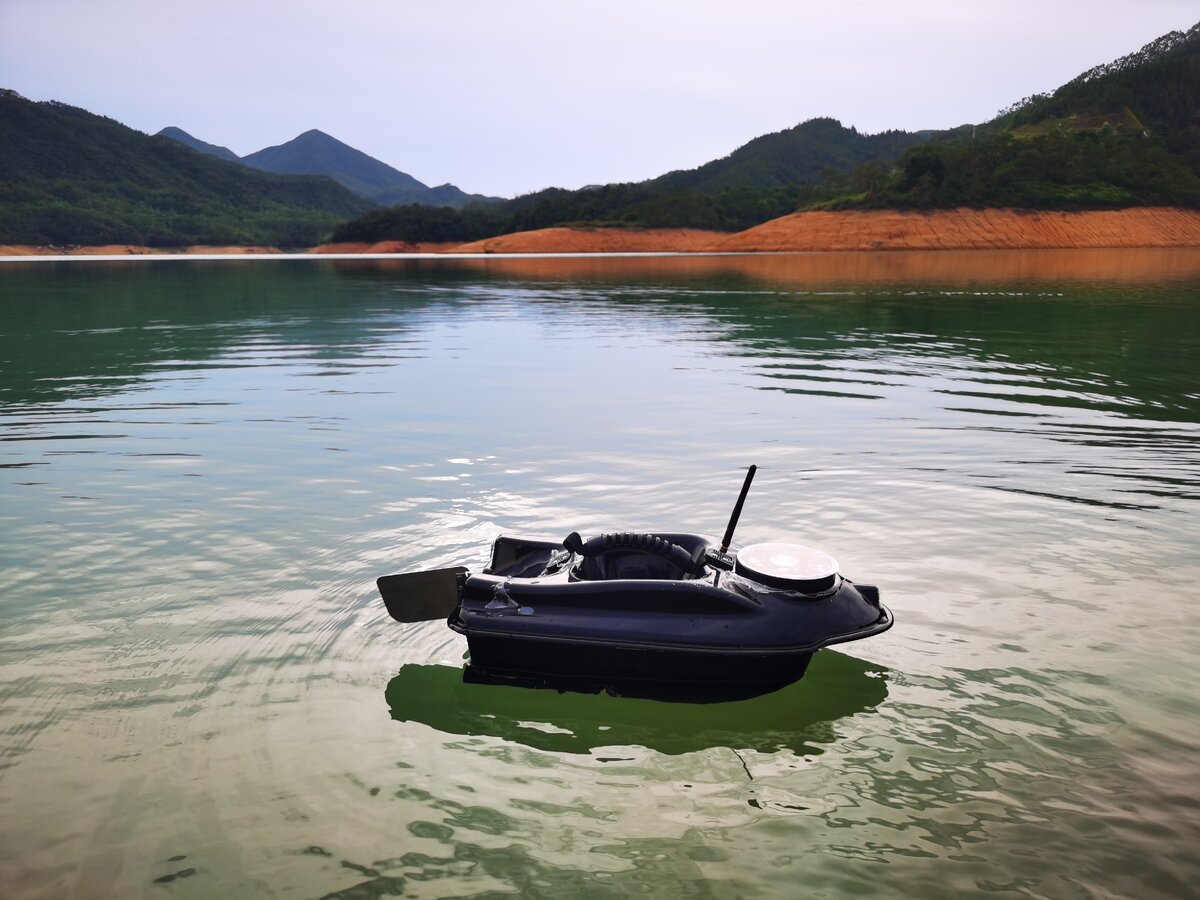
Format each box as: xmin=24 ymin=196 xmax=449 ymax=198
xmin=383 ymin=650 xmax=889 ymax=756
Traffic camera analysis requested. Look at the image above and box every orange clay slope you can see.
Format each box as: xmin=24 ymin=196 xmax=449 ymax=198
xmin=432 ymin=207 xmax=1200 ymax=254
xmin=332 ymin=208 xmax=1200 ymax=254
xmin=334 ymin=208 xmax=1200 ymax=254
xmin=446 ymin=227 xmax=723 ymax=254
xmin=6 ymin=208 xmax=1200 ymax=257
xmin=710 ymin=207 xmax=1200 ymax=252
xmin=440 ymin=207 xmax=1200 ymax=253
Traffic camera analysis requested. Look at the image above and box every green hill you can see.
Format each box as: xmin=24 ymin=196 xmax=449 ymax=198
xmin=11 ymin=17 xmax=1195 ymax=250
xmin=648 ymin=117 xmax=929 ymax=193
xmin=242 ymin=129 xmax=429 ymax=202
xmin=999 ymin=22 xmax=1200 ymax=135
xmin=169 ymin=127 xmax=499 ymax=209
xmin=331 ymin=118 xmax=932 ymax=243
xmin=0 ymin=90 xmax=374 ymax=247
xmin=830 ymin=21 xmax=1200 ymax=210
xmin=337 ymin=20 xmax=1200 ymax=244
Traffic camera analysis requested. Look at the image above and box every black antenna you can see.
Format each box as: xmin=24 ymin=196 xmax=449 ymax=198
xmin=719 ymin=465 xmax=757 ymax=554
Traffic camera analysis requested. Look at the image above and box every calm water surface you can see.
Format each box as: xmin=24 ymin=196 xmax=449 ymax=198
xmin=1 ymin=253 xmax=1198 ymax=899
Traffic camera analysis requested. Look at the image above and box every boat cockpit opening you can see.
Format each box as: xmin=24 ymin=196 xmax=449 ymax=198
xmin=572 ymin=548 xmax=697 ymax=581
xmin=484 ymin=533 xmax=711 ymax=582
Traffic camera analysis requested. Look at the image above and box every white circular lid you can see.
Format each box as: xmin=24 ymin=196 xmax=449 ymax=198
xmin=736 ymin=542 xmax=838 ymax=584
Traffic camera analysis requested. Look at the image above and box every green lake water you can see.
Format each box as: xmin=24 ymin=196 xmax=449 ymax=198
xmin=1 ymin=253 xmax=1197 ymax=899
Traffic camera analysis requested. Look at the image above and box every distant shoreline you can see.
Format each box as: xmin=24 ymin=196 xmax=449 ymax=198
xmin=5 ymin=207 xmax=1200 ymax=257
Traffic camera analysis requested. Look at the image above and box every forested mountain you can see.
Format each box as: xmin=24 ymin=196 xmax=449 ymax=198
xmin=0 ymin=90 xmax=373 ymax=246
xmin=830 ymin=21 xmax=1200 ymax=209
xmin=330 ymin=117 xmax=934 ymax=243
xmin=336 ymin=20 xmax=1200 ymax=243
xmin=242 ymin=129 xmax=427 ymax=200
xmin=159 ymin=126 xmax=498 ymax=209
xmin=6 ymin=18 xmax=1196 ymax=249
xmin=648 ymin=117 xmax=929 ymax=193
xmin=998 ymin=21 xmax=1200 ymax=134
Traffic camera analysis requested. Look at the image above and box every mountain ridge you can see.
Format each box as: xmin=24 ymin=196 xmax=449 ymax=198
xmin=158 ymin=125 xmax=500 ymax=209
xmin=331 ymin=115 xmax=934 ymax=244
xmin=332 ymin=17 xmax=1200 ymax=243
xmin=0 ymin=89 xmax=373 ymax=246
xmin=240 ymin=129 xmax=428 ymax=199
xmin=156 ymin=126 xmax=240 ymax=163
xmin=5 ymin=17 xmax=1197 ymax=250
xmin=646 ymin=117 xmax=932 ymax=194
xmin=830 ymin=19 xmax=1200 ymax=210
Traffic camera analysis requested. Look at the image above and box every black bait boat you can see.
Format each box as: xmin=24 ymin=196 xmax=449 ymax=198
xmin=377 ymin=466 xmax=893 ymax=694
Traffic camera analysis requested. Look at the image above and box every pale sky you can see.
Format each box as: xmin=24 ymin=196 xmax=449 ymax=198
xmin=2 ymin=1 xmax=1195 ymax=198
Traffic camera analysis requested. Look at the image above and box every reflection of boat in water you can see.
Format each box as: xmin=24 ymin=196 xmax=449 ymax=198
xmin=378 ymin=467 xmax=892 ymax=695
xmin=384 ymin=651 xmax=889 ymax=756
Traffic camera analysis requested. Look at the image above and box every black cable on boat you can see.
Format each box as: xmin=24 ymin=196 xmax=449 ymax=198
xmin=719 ymin=465 xmax=757 ymax=554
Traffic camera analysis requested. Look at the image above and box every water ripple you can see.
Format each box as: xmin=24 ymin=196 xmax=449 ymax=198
xmin=0 ymin=259 xmax=1197 ymax=898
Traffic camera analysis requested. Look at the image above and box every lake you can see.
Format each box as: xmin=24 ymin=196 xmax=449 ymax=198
xmin=1 ymin=251 xmax=1198 ymax=899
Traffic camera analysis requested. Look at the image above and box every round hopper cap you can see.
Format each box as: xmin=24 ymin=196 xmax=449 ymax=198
xmin=735 ymin=542 xmax=839 ymax=593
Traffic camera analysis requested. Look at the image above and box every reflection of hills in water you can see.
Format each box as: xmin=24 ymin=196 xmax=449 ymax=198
xmin=384 ymin=650 xmax=889 ymax=756
xmin=0 ymin=261 xmax=441 ymax=408
xmin=415 ymin=247 xmax=1200 ymax=286
xmin=3 ymin=256 xmax=1197 ymax=426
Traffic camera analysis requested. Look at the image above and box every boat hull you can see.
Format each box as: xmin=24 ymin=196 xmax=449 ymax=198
xmin=463 ymin=629 xmax=816 ymax=688
xmin=381 ymin=531 xmax=894 ymax=695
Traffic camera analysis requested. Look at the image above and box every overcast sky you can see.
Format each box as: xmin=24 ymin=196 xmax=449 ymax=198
xmin=2 ymin=1 xmax=1196 ymax=197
